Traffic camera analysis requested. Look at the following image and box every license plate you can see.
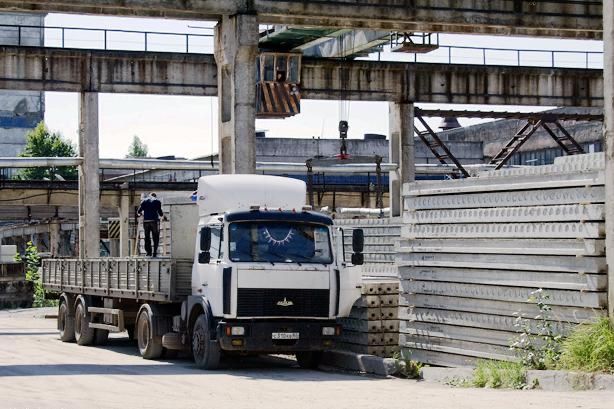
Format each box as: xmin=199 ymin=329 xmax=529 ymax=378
xmin=272 ymin=332 xmax=300 ymax=340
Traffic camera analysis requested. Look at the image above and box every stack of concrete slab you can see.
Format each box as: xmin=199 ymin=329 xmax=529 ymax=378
xmin=337 ymin=279 xmax=401 ymax=357
xmin=335 ymin=217 xmax=402 ymax=278
xmin=399 ymin=153 xmax=607 ymax=367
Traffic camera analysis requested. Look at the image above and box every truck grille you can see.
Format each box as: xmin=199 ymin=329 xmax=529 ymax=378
xmin=237 ymin=288 xmax=329 ymax=318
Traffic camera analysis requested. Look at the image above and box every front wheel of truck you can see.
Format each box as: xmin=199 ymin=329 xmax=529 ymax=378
xmin=296 ymin=351 xmax=323 ymax=369
xmin=191 ymin=314 xmax=221 ymax=370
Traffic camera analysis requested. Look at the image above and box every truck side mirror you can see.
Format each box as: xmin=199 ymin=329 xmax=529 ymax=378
xmin=351 ymin=253 xmax=364 ymax=266
xmin=198 ymin=251 xmax=211 ymax=264
xmin=200 ymin=227 xmax=211 ymax=251
xmin=352 ymin=229 xmax=364 ymax=253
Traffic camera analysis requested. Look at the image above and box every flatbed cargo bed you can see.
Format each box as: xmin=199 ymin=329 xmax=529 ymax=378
xmin=41 ymin=258 xmax=192 ymax=302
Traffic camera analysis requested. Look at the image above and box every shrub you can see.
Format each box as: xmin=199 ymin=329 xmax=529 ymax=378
xmin=14 ymin=241 xmax=56 ymax=307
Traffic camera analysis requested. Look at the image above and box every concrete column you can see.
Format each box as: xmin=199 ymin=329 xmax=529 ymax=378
xmin=604 ymin=1 xmax=614 ymax=320
xmin=78 ymin=92 xmax=100 ymax=258
xmin=388 ymin=102 xmax=415 ymax=217
xmin=119 ymin=192 xmax=131 ymax=257
xmin=49 ymin=219 xmax=61 ymax=257
xmin=214 ymin=14 xmax=258 ymax=174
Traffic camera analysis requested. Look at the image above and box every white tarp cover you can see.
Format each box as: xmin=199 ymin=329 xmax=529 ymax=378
xmin=196 ymin=174 xmax=306 ymax=216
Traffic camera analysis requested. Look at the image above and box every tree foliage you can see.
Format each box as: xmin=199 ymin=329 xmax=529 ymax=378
xmin=14 ymin=241 xmax=56 ymax=307
xmin=126 ymin=135 xmax=149 ymax=158
xmin=18 ymin=122 xmax=77 ymax=180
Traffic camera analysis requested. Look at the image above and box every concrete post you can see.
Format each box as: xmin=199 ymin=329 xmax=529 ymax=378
xmin=214 ymin=14 xmax=258 ymax=174
xmin=78 ymin=92 xmax=100 ymax=258
xmin=604 ymin=1 xmax=614 ymax=320
xmin=49 ymin=218 xmax=61 ymax=257
xmin=119 ymin=192 xmax=131 ymax=257
xmin=388 ymin=102 xmax=415 ymax=217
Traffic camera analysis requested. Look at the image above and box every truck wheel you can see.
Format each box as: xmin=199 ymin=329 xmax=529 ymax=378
xmin=191 ymin=315 xmax=221 ymax=370
xmin=74 ymin=302 xmax=95 ymax=346
xmin=58 ymin=300 xmax=75 ymax=342
xmin=136 ymin=309 xmax=163 ymax=359
xmin=296 ymin=351 xmax=322 ymax=369
xmin=95 ymin=329 xmax=109 ymax=346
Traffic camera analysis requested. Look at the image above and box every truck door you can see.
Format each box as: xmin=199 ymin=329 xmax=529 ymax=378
xmin=333 ymin=227 xmax=362 ymax=317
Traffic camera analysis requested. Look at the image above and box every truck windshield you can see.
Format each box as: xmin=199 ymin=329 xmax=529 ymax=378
xmin=228 ymin=222 xmax=332 ymax=264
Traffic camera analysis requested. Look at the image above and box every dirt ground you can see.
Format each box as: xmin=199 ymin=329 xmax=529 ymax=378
xmin=1 ymin=308 xmax=613 ymax=409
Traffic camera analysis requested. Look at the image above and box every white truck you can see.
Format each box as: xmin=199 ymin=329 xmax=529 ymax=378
xmin=42 ymin=175 xmax=364 ymax=369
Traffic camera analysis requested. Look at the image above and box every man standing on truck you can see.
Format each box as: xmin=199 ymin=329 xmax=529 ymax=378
xmin=137 ymin=192 xmax=165 ymax=257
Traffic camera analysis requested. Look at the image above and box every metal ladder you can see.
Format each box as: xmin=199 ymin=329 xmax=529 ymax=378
xmin=541 ymin=120 xmax=585 ymax=155
xmin=489 ymin=120 xmax=542 ymax=170
xmin=490 ymin=116 xmax=585 ymax=170
xmin=414 ymin=113 xmax=470 ymax=178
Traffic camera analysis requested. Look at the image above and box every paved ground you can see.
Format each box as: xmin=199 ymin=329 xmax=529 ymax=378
xmin=1 ymin=309 xmax=613 ymax=409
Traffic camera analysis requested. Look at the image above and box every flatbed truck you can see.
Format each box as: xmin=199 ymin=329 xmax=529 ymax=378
xmin=42 ymin=175 xmax=364 ymax=369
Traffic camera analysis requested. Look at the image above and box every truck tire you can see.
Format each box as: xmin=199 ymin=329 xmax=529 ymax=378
xmin=136 ymin=309 xmax=163 ymax=359
xmin=296 ymin=351 xmax=322 ymax=369
xmin=95 ymin=329 xmax=109 ymax=346
xmin=191 ymin=314 xmax=221 ymax=370
xmin=58 ymin=300 xmax=75 ymax=342
xmin=74 ymin=301 xmax=95 ymax=346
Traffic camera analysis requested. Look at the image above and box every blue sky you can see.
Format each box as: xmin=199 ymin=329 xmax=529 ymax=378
xmin=42 ymin=14 xmax=603 ymax=159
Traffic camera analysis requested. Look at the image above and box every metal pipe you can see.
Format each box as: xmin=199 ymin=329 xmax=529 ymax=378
xmin=0 ymin=156 xmax=499 ymax=174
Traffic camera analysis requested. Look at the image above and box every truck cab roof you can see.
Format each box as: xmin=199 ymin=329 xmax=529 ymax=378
xmin=225 ymin=210 xmax=333 ymax=226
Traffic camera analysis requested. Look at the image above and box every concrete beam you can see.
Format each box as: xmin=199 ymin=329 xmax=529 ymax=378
xmin=603 ymin=0 xmax=614 ymax=320
xmin=0 ymin=46 xmax=218 ymax=95
xmin=0 ymin=46 xmax=603 ymax=106
xmin=0 ymin=1 xmax=602 ymax=39
xmin=301 ymin=58 xmax=604 ymax=106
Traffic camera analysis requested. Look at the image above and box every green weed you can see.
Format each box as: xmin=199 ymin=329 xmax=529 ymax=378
xmin=472 ymin=360 xmax=528 ymax=389
xmin=558 ymin=317 xmax=614 ymax=373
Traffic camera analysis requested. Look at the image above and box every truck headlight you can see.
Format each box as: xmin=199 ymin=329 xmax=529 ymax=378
xmin=231 ymin=326 xmax=245 ymax=336
xmin=322 ymin=326 xmax=336 ymax=336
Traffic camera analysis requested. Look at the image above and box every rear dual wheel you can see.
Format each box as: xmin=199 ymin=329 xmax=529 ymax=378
xmin=58 ymin=300 xmax=75 ymax=343
xmin=74 ymin=302 xmax=96 ymax=346
xmin=136 ymin=309 xmax=163 ymax=359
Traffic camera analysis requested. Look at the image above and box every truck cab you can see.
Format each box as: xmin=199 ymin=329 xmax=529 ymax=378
xmin=184 ymin=175 xmax=363 ymax=369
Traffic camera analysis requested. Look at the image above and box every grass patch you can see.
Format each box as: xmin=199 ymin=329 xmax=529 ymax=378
xmin=558 ymin=317 xmax=614 ymax=373
xmin=472 ymin=360 xmax=528 ymax=389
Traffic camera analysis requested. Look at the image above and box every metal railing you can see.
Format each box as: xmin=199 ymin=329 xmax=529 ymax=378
xmin=397 ymin=43 xmax=603 ymax=69
xmin=0 ymin=23 xmax=604 ymax=69
xmin=0 ymin=23 xmax=213 ymax=54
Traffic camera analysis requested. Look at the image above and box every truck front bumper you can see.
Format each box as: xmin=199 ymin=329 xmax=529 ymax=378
xmin=216 ymin=320 xmax=341 ymax=353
